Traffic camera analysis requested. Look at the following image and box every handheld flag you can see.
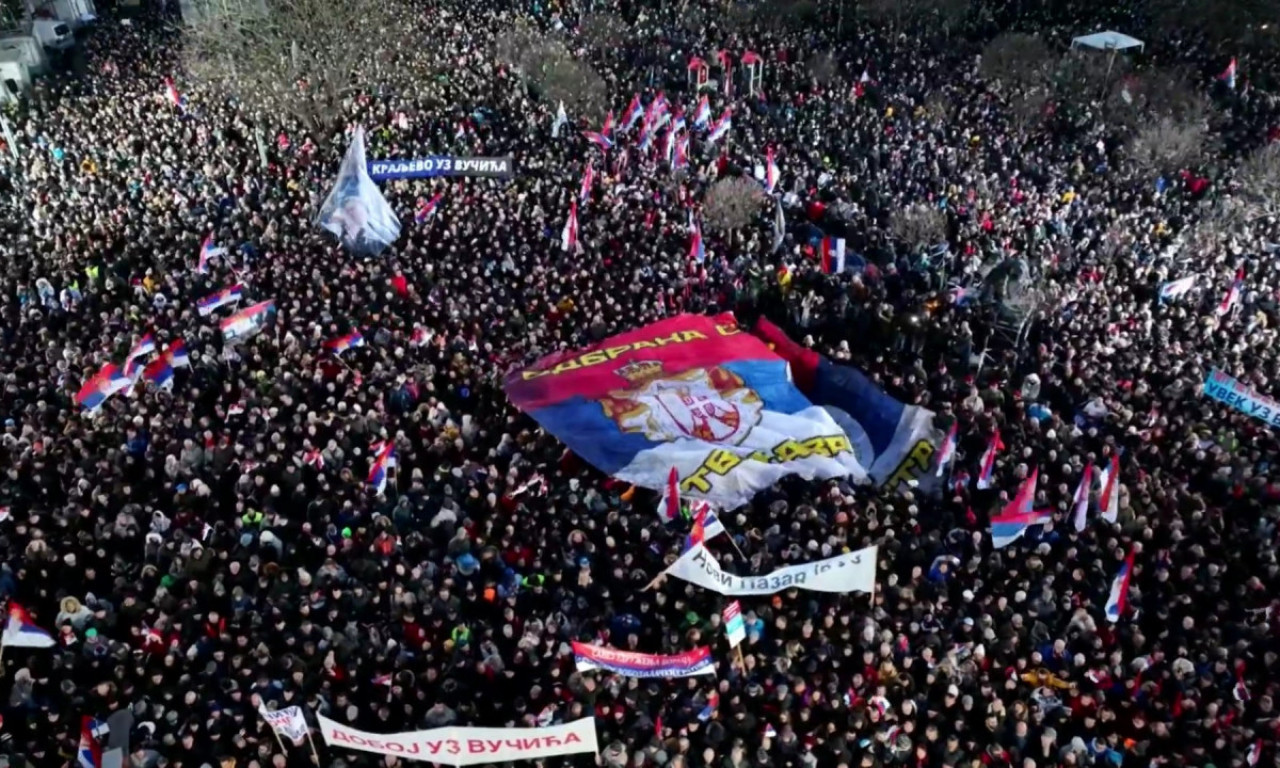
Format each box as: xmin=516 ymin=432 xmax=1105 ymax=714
xmin=1219 ymin=58 xmax=1237 ymax=90
xmin=368 ymin=441 xmax=395 ymax=496
xmin=197 ymin=284 xmax=245 ymax=316
xmin=1104 ymin=549 xmax=1134 ymax=623
xmin=163 ymin=77 xmax=185 ymax=109
xmin=764 ymin=147 xmax=779 ymax=195
xmin=1158 ymin=275 xmax=1196 ymax=304
xmin=1216 ymin=267 xmax=1244 ymax=316
xmin=583 ymin=131 xmax=613 ymax=151
xmin=123 ymin=332 xmax=157 ymax=378
xmin=989 ymin=468 xmax=1049 ymax=548
xmin=623 ymin=94 xmax=645 ymax=132
xmin=562 ymin=202 xmax=579 ymax=252
xmin=4 ymin=603 xmax=55 ymax=647
xmin=221 ymin=300 xmax=276 ymax=343
xmin=975 ymin=429 xmax=1004 ymax=490
xmin=693 ymin=96 xmax=711 ymax=129
xmin=706 ymin=110 xmax=732 ymax=144
xmin=259 ymin=705 xmax=310 ymax=743
xmin=551 ymin=101 xmax=569 ymax=138
xmin=75 ymin=363 xmax=131 ymax=412
xmin=671 ymin=133 xmax=690 ymax=172
xmin=689 ymin=216 xmax=706 ymax=263
xmin=77 ymin=717 xmax=107 ymax=768
xmin=934 ymin=422 xmax=958 ymax=477
xmin=657 ymin=467 xmax=681 ymax=521
xmin=195 ymin=233 xmax=224 ymax=274
xmin=415 ymin=193 xmax=443 ymax=223
xmin=601 ymin=110 xmax=615 ymax=140
xmin=580 ymin=162 xmax=595 ymax=204
xmin=1097 ymin=453 xmax=1120 ymax=523
xmin=1072 ymin=463 xmax=1093 ymax=531
xmin=820 ymin=236 xmax=846 ymax=274
xmin=325 ymin=330 xmax=365 ymax=355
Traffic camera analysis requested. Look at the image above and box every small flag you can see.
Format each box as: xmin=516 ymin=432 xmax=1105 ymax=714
xmin=4 ymin=603 xmax=55 ymax=647
xmin=623 ymin=94 xmax=645 ymax=132
xmin=1216 ymin=267 xmax=1244 ymax=316
xmin=686 ymin=502 xmax=708 ymax=551
xmin=258 ymin=705 xmax=310 ymax=743
xmin=1097 ymin=454 xmax=1120 ymax=523
xmin=820 ymin=236 xmax=846 ymax=274
xmin=195 ymin=233 xmax=224 ymax=274
xmin=1072 ymin=463 xmax=1093 ymax=532
xmin=764 ymin=146 xmax=780 ymax=194
xmin=934 ymin=422 xmax=958 ymax=477
xmin=75 ymin=363 xmax=132 ymax=412
xmin=561 ymin=202 xmax=579 ymax=252
xmin=368 ymin=441 xmax=395 ymax=496
xmin=1104 ymin=549 xmax=1135 ymax=623
xmin=1158 ymin=274 xmax=1196 ymax=304
xmin=197 ymin=284 xmax=245 ymax=316
xmin=671 ymin=133 xmax=690 ymax=172
xmin=693 ymin=96 xmax=711 ymax=129
xmin=600 ymin=110 xmax=615 ymax=140
xmin=551 ymin=101 xmax=569 ymax=138
xmin=220 ymin=299 xmax=276 ymax=343
xmin=77 ymin=716 xmax=107 ymax=768
xmin=123 ymin=332 xmax=157 ymax=378
xmin=163 ymin=76 xmax=185 ymax=109
xmin=656 ymin=467 xmax=681 ymax=521
xmin=325 ymin=330 xmax=365 ymax=355
xmin=579 ymin=162 xmax=595 ymax=204
xmin=990 ymin=469 xmax=1049 ymax=549
xmin=582 ymin=131 xmax=613 ymax=151
xmin=706 ymin=109 xmax=732 ymax=144
xmin=1219 ymin=58 xmax=1237 ymax=90
xmin=688 ymin=216 xmax=706 ymax=263
xmin=415 ymin=193 xmax=443 ymax=223
xmin=976 ymin=429 xmax=1004 ymax=490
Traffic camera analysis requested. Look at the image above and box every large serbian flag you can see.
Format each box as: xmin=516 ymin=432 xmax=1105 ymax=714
xmin=504 ymin=313 xmax=868 ymax=508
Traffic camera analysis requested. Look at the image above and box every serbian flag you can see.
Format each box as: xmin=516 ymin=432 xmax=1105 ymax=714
xmin=990 ymin=469 xmax=1048 ymax=549
xmin=706 ymin=110 xmax=732 ymax=144
xmin=1235 ymin=670 xmax=1252 ymax=702
xmin=583 ymin=131 xmax=613 ymax=151
xmin=561 ymin=202 xmax=579 ymax=252
xmin=123 ymin=332 xmax=157 ymax=377
xmin=1248 ymin=740 xmax=1262 ymax=766
xmin=3 ymin=603 xmax=55 ymax=647
xmin=77 ymin=717 xmax=107 ymax=768
xmin=163 ymin=77 xmax=184 ymax=108
xmin=643 ymin=92 xmax=669 ymax=132
xmin=1104 ymin=549 xmax=1135 ymax=623
xmin=820 ymin=236 xmax=846 ymax=274
xmin=415 ymin=193 xmax=443 ymax=223
xmin=76 ymin=363 xmax=131 ymax=411
xmin=1158 ymin=275 xmax=1196 ymax=304
xmin=689 ymin=216 xmax=706 ymax=263
xmin=1097 ymin=454 xmax=1120 ymax=523
xmin=672 ymin=134 xmax=690 ymax=172
xmin=1219 ymin=58 xmax=1237 ymax=90
xmin=142 ymin=355 xmax=175 ymax=390
xmin=197 ymin=284 xmax=244 ymax=316
xmin=579 ymin=162 xmax=595 ymax=204
xmin=220 ymin=299 xmax=275 ymax=343
xmin=623 ymin=94 xmax=645 ymax=132
xmin=934 ymin=422 xmax=958 ymax=477
xmin=368 ymin=441 xmax=395 ymax=496
xmin=685 ymin=501 xmax=708 ymax=550
xmin=1072 ymin=463 xmax=1093 ymax=532
xmin=764 ymin=147 xmax=780 ymax=194
xmin=326 ymin=330 xmax=365 ymax=355
xmin=195 ymin=233 xmax=223 ymax=273
xmin=693 ymin=96 xmax=711 ymax=129
xmin=656 ymin=467 xmax=682 ymax=521
xmin=1215 ymin=267 xmax=1244 ymax=316
xmin=167 ymin=339 xmax=190 ymax=368
xmin=600 ymin=110 xmax=615 ymax=139
xmin=975 ymin=429 xmax=1004 ymax=490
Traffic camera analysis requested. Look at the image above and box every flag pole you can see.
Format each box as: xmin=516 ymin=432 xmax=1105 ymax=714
xmin=0 ymin=639 xmax=6 ymax=677
xmin=305 ymin=728 xmax=322 ymax=766
xmin=267 ymin=723 xmax=288 ymax=760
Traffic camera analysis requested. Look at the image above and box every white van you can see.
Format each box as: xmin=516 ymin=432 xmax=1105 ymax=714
xmin=31 ymin=18 xmax=72 ymax=50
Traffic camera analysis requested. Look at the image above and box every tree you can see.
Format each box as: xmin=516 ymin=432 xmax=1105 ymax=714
xmin=181 ymin=0 xmax=416 ymax=133
xmin=1148 ymin=0 xmax=1276 ymax=54
xmin=703 ymin=177 xmax=765 ymax=232
xmin=891 ymin=204 xmax=947 ymax=253
xmin=979 ymin=33 xmax=1055 ymax=92
xmin=1125 ymin=117 xmax=1207 ymax=174
xmin=577 ymin=12 xmax=629 ymax=51
xmin=1230 ymin=142 xmax=1280 ymax=220
xmin=807 ymin=52 xmax=840 ymax=86
xmin=495 ymin=24 xmax=608 ymax=120
xmin=1105 ymin=68 xmax=1209 ymax=132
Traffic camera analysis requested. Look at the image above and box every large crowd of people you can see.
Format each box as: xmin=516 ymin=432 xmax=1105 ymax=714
xmin=1 ymin=0 xmax=1280 ymax=766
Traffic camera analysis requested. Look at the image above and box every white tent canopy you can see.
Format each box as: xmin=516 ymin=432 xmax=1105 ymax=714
xmin=1071 ymin=30 xmax=1145 ymax=52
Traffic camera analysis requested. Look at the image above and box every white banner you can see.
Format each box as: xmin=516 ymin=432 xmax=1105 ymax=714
xmin=259 ymin=705 xmax=309 ymax=742
xmin=667 ymin=544 xmax=877 ymax=596
xmin=316 ymin=714 xmax=598 ymax=765
xmin=315 ymin=126 xmax=401 ymax=256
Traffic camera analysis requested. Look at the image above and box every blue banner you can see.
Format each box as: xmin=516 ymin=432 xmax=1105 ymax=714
xmin=1203 ymin=368 xmax=1280 ymax=428
xmin=367 ymin=156 xmax=513 ymax=181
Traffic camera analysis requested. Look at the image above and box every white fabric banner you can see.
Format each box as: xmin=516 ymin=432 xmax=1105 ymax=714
xmin=259 ymin=705 xmax=309 ymax=742
xmin=667 ymin=544 xmax=877 ymax=596
xmin=316 ymin=714 xmax=598 ymax=765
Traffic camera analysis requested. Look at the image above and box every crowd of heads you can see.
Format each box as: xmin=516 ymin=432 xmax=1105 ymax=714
xmin=1 ymin=0 xmax=1279 ymax=766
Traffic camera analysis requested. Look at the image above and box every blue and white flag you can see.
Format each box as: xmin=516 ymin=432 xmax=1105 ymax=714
xmin=316 ymin=126 xmax=401 ymax=256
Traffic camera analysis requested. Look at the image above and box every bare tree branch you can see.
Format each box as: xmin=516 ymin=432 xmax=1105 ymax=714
xmin=807 ymin=52 xmax=839 ymax=86
xmin=890 ymin=204 xmax=948 ymax=252
xmin=979 ymin=33 xmax=1055 ymax=92
xmin=495 ymin=23 xmax=607 ymax=121
xmin=1232 ymin=142 xmax=1280 ymax=220
xmin=1125 ymin=117 xmax=1207 ymax=174
xmin=576 ymin=12 xmax=629 ymax=51
xmin=703 ymin=177 xmax=766 ymax=232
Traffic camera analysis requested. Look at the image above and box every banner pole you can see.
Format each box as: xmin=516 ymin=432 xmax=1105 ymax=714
xmin=268 ymin=725 xmax=288 ymax=762
xmin=305 ymin=729 xmax=322 ymax=766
